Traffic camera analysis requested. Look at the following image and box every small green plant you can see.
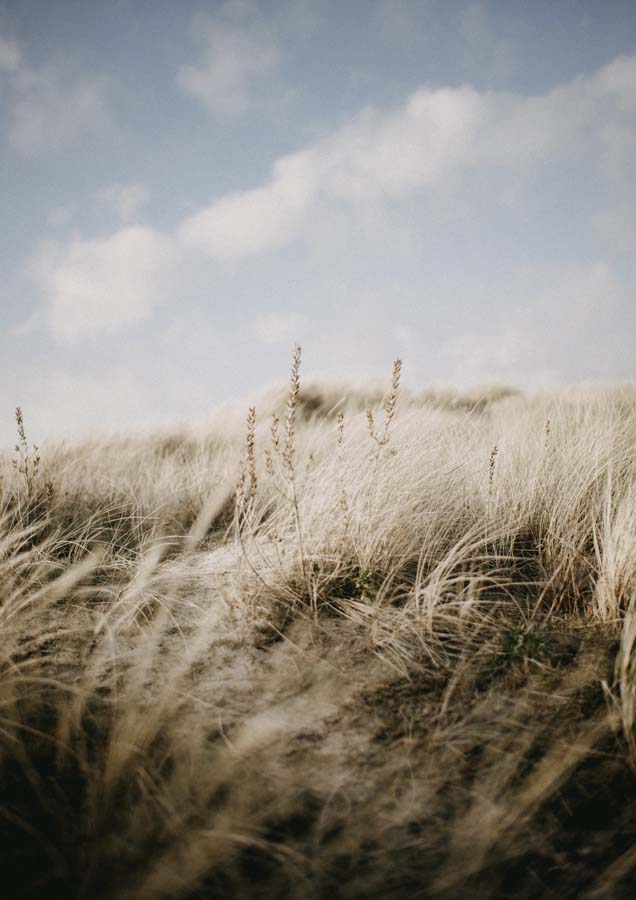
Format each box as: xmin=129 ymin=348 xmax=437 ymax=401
xmin=500 ymin=625 xmax=546 ymax=662
xmin=355 ymin=568 xmax=379 ymax=600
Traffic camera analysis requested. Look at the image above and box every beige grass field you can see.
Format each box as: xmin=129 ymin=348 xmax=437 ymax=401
xmin=2 ymin=348 xmax=636 ymax=899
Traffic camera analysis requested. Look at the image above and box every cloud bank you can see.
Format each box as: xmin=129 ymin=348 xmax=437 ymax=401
xmin=181 ymin=53 xmax=636 ymax=260
xmin=33 ymin=53 xmax=636 ymax=347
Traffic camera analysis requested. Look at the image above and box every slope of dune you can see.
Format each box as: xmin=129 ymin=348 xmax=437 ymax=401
xmin=1 ymin=357 xmax=636 ymax=899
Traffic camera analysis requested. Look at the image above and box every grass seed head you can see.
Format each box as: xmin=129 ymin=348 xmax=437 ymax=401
xmin=244 ymin=406 xmax=258 ymax=503
xmin=488 ymin=444 xmax=499 ymax=493
xmin=283 ymin=344 xmax=301 ymax=475
xmin=271 ymin=413 xmax=280 ymax=453
xmin=337 ymin=412 xmax=345 ymax=448
xmin=383 ymin=358 xmax=402 ymax=429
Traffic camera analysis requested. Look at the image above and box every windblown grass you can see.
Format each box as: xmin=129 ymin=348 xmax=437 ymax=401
xmin=1 ymin=357 xmax=636 ymax=898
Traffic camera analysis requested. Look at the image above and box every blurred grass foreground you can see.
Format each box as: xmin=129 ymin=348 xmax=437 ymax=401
xmin=1 ymin=348 xmax=636 ymax=899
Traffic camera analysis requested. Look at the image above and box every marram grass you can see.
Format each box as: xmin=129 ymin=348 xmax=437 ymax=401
xmin=1 ymin=355 xmax=636 ymax=899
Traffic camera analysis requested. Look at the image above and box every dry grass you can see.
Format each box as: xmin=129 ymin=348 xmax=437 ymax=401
xmin=1 ymin=356 xmax=636 ymax=898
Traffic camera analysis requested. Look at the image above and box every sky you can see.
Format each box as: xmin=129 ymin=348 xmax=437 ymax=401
xmin=1 ymin=0 xmax=635 ymax=445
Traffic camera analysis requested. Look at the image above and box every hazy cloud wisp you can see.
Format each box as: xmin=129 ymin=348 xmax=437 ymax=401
xmin=93 ymin=183 xmax=151 ymax=222
xmin=177 ymin=6 xmax=280 ymax=117
xmin=0 ymin=32 xmax=112 ymax=155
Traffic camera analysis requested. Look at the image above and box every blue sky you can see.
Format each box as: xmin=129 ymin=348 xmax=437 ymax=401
xmin=1 ymin=0 xmax=635 ymax=444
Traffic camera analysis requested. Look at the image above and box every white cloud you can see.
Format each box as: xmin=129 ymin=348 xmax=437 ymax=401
xmin=320 ymin=87 xmax=484 ymax=199
xmin=33 ymin=227 xmax=180 ymax=341
xmin=176 ymin=53 xmax=636 ymax=261
xmin=595 ymin=55 xmax=636 ymax=111
xmin=179 ymin=85 xmax=485 ymax=259
xmin=478 ymin=55 xmax=636 ymax=175
xmin=0 ymin=34 xmax=112 ymax=155
xmin=252 ymin=313 xmax=308 ymax=346
xmin=177 ymin=4 xmax=279 ymax=117
xmin=179 ymin=152 xmax=317 ymax=258
xmin=93 ymin=183 xmax=150 ymax=221
xmin=28 ymin=52 xmax=636 ymax=348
